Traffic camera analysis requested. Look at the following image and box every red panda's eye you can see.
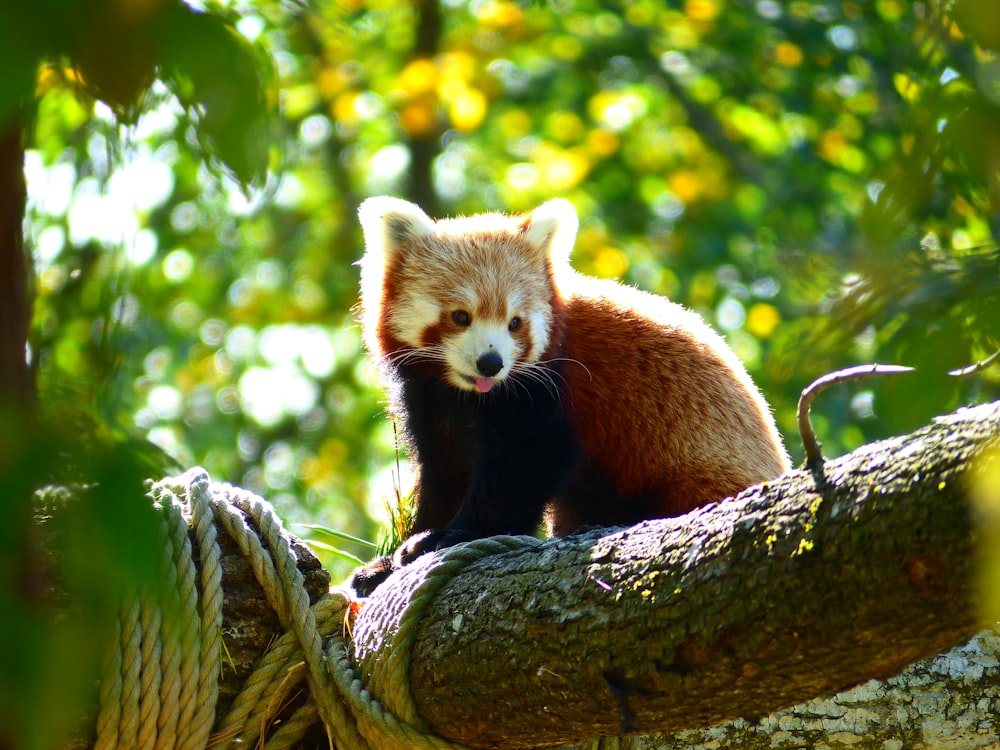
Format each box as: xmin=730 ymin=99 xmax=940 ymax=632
xmin=452 ymin=310 xmax=471 ymax=327
xmin=508 ymin=316 xmax=522 ymax=332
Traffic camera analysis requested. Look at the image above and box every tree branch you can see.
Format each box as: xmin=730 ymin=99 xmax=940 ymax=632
xmin=351 ymin=401 xmax=1000 ymax=749
xmin=649 ymin=624 xmax=1000 ymax=749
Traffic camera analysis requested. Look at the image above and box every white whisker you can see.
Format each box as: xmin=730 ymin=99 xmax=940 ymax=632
xmin=381 ymin=345 xmax=449 ymax=370
xmin=524 ymin=362 xmax=566 ymax=390
xmin=510 ymin=361 xmax=563 ymax=402
xmin=536 ymin=356 xmax=593 ymax=382
xmin=501 ymin=374 xmax=534 ymax=404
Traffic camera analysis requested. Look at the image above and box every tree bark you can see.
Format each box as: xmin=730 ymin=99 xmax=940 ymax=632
xmin=351 ymin=401 xmax=1000 ymax=749
xmin=645 ymin=624 xmax=1000 ymax=749
xmin=0 ymin=114 xmax=33 ymax=414
xmin=46 ymin=402 xmax=1000 ymax=749
xmin=406 ymin=0 xmax=443 ymax=214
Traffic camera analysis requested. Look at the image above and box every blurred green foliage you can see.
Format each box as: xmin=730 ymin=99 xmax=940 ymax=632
xmin=17 ymin=0 xmax=1000 ymax=576
xmin=3 ymin=1 xmax=1000 ymax=747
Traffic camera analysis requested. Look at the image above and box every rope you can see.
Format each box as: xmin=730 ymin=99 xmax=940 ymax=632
xmin=355 ymin=535 xmax=544 ymax=729
xmin=74 ymin=467 xmax=644 ymax=749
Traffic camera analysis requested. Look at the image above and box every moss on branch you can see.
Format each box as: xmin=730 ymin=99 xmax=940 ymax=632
xmin=351 ymin=401 xmax=1000 ymax=749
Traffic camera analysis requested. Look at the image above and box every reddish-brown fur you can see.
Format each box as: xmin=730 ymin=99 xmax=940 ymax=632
xmin=547 ymin=274 xmax=789 ymax=531
xmin=350 ymin=196 xmax=790 ymax=593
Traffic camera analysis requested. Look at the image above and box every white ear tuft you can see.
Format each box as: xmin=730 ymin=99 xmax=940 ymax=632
xmin=358 ymin=197 xmax=436 ymax=257
xmin=523 ymin=198 xmax=579 ymax=262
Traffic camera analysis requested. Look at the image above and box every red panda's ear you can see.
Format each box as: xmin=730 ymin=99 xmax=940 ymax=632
xmin=524 ymin=199 xmax=578 ymax=263
xmin=358 ymin=197 xmax=436 ymax=258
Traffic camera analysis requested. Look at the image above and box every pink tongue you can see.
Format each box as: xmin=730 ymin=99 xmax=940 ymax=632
xmin=474 ymin=377 xmax=494 ymax=393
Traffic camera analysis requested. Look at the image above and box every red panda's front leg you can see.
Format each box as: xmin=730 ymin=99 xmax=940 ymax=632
xmin=397 ymin=372 xmax=481 ymax=533
xmin=401 ymin=380 xmax=583 ymax=558
xmin=349 ymin=377 xmax=581 ymax=596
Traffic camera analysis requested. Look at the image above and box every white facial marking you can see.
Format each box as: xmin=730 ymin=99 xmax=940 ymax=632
xmin=526 ymin=309 xmax=549 ymax=361
xmin=455 ymin=286 xmax=480 ymax=309
xmin=391 ymin=293 xmax=441 ymax=349
xmin=358 ymin=197 xmax=566 ymax=391
xmin=444 ymin=319 xmax=521 ymax=391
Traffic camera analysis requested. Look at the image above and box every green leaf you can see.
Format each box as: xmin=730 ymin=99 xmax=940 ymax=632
xmin=0 ymin=3 xmax=47 ymax=126
xmin=296 ymin=523 xmax=380 ymax=550
xmin=159 ymin=3 xmax=272 ymax=186
xmin=302 ymin=539 xmax=367 ymax=567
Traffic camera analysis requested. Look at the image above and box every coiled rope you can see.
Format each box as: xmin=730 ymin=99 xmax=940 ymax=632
xmin=86 ymin=467 xmax=640 ymax=750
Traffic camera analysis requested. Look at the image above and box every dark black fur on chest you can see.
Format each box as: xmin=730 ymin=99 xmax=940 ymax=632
xmin=393 ymin=363 xmax=583 ymax=547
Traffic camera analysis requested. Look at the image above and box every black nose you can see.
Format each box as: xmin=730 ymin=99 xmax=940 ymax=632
xmin=476 ymin=351 xmax=503 ymax=376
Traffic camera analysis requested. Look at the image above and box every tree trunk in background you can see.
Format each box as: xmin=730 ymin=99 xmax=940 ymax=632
xmin=0 ymin=115 xmax=33 ymax=417
xmin=0 ymin=111 xmax=38 ymax=572
xmin=406 ymin=0 xmax=443 ymax=214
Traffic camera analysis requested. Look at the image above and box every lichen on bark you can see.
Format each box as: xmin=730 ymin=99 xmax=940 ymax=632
xmin=351 ymin=401 xmax=1000 ymax=749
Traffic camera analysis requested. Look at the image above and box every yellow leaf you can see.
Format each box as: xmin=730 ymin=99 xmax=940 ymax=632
xmin=773 ymin=41 xmax=803 ymax=67
xmin=545 ymin=111 xmax=585 ymax=143
xmin=586 ymin=128 xmax=620 ymax=157
xmin=668 ymin=170 xmax=703 ymax=204
xmin=332 ymin=92 xmax=358 ymax=123
xmin=747 ymin=303 xmax=781 ymax=339
xmin=317 ymin=66 xmax=349 ymax=98
xmin=893 ymin=72 xmax=920 ymax=102
xmin=593 ymin=247 xmax=629 ymax=279
xmin=532 ymin=143 xmax=590 ymax=191
xmin=499 ymin=109 xmax=532 ymax=138
xmin=35 ymin=65 xmax=64 ymax=97
xmin=448 ymin=87 xmax=487 ymax=132
xmin=475 ymin=1 xmax=523 ymax=29
xmin=685 ymin=0 xmax=722 ymax=23
xmin=399 ymin=58 xmax=438 ymax=97
xmin=400 ymin=100 xmax=438 ymax=137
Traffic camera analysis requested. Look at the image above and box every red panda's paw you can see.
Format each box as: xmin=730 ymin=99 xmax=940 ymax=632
xmin=345 ymin=530 xmax=445 ymax=597
xmin=396 ymin=527 xmax=480 ymax=564
xmin=393 ymin=529 xmax=446 ymax=565
xmin=347 ymin=529 xmax=477 ymax=597
xmin=346 ymin=554 xmax=393 ymax=597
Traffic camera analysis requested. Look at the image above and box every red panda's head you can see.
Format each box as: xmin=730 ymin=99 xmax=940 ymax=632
xmin=358 ymin=197 xmax=578 ymax=393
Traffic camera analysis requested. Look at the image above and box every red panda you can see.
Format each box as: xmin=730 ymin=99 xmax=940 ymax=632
xmin=350 ymin=197 xmax=789 ymax=594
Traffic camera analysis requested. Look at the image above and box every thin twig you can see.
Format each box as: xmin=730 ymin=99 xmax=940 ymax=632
xmin=948 ymin=349 xmax=1000 ymax=377
xmin=798 ymin=364 xmax=916 ymax=470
